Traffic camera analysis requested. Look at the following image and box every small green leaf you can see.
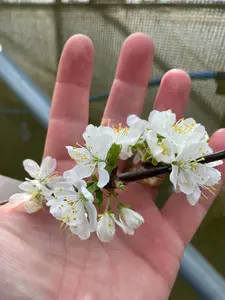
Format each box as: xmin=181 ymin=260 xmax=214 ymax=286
xmin=157 ymin=134 xmax=164 ymax=142
xmin=87 ymin=181 xmax=99 ymax=194
xmin=95 ymin=190 xmax=103 ymax=207
xmin=86 ymin=181 xmax=94 ymax=188
xmin=91 ymin=173 xmax=98 ymax=181
xmin=152 ymin=158 xmax=158 ymax=166
xmin=106 ymin=143 xmax=121 ymax=173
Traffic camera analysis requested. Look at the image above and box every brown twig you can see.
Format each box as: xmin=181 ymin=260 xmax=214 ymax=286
xmin=118 ymin=149 xmax=225 ymax=183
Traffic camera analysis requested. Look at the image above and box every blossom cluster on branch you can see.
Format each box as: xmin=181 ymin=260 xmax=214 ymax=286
xmin=9 ymin=110 xmax=222 ymax=242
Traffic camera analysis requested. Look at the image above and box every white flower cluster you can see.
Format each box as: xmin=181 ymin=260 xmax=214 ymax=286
xmin=9 ymin=110 xmax=222 ymax=242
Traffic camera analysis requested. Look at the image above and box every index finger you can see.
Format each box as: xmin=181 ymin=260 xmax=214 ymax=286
xmin=44 ymin=35 xmax=94 ymax=172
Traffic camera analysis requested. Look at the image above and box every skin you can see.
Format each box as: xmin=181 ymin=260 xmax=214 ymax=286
xmin=0 ymin=33 xmax=225 ymax=300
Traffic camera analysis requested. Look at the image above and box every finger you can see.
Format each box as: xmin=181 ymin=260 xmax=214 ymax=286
xmin=162 ymin=128 xmax=225 ymax=245
xmin=153 ymin=69 xmax=191 ymax=120
xmin=44 ymin=35 xmax=94 ymax=171
xmin=102 ymin=33 xmax=154 ymax=126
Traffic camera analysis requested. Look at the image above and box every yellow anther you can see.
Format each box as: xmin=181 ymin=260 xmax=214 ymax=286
xmin=161 ymin=143 xmax=168 ymax=155
xmin=210 ymin=186 xmax=217 ymax=192
xmin=60 ymin=222 xmax=65 ymax=228
xmin=183 ymin=181 xmax=189 ymax=185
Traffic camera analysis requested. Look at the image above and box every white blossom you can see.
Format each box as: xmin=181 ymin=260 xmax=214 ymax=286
xmin=146 ymin=130 xmax=176 ymax=164
xmin=96 ymin=212 xmax=116 ymax=242
xmin=67 ymin=125 xmax=115 ymax=188
xmin=170 ymin=142 xmax=222 ymax=205
xmin=8 ymin=109 xmax=224 ymax=242
xmin=9 ymin=157 xmax=60 ymax=213
xmin=148 ymin=109 xmax=176 ymax=137
xmin=46 ymin=170 xmax=97 ymax=239
xmin=127 ymin=114 xmax=149 ymax=142
xmin=167 ymin=118 xmax=208 ymax=146
xmin=111 ymin=123 xmax=140 ymax=160
xmin=120 ymin=207 xmax=144 ymax=230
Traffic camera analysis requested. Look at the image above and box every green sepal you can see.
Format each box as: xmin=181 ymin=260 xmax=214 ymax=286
xmin=87 ymin=181 xmax=99 ymax=194
xmin=106 ymin=143 xmax=122 ymax=173
xmin=95 ymin=190 xmax=103 ymax=207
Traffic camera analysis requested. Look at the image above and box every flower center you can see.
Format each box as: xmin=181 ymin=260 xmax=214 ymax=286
xmin=172 ymin=119 xmax=196 ymax=135
xmin=160 ymin=142 xmax=169 ymax=155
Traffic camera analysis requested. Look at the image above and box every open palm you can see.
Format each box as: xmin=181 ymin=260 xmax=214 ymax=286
xmin=1 ymin=33 xmax=225 ymax=300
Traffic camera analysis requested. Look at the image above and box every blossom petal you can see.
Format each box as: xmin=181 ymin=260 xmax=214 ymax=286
xmin=64 ymin=169 xmax=86 ymax=190
xmin=41 ymin=185 xmax=53 ymax=197
xmin=49 ymin=201 xmax=72 ymax=220
xmin=187 ymin=187 xmax=201 ymax=205
xmin=176 ymin=142 xmax=212 ymax=162
xmin=98 ymin=126 xmax=115 ymax=139
xmin=111 ymin=214 xmax=134 ymax=235
xmin=169 ymin=118 xmax=208 ymax=145
xmin=170 ymin=165 xmax=178 ymax=189
xmin=73 ymin=163 xmax=95 ymax=179
xmin=121 ymin=207 xmax=144 ymax=230
xmin=24 ymin=199 xmax=42 ymax=213
xmin=146 ymin=130 xmax=158 ymax=150
xmin=83 ymin=124 xmax=98 ymax=141
xmin=81 ymin=186 xmax=94 ymax=202
xmin=97 ymin=162 xmax=110 ymax=188
xmin=53 ymin=182 xmax=75 ymax=193
xmin=64 ymin=169 xmax=80 ymax=182
xmin=88 ymin=134 xmax=114 ymax=161
xmin=127 ymin=114 xmax=141 ymax=127
xmin=19 ymin=181 xmax=38 ymax=193
xmin=23 ymin=159 xmax=40 ymax=178
xmin=207 ymin=160 xmax=223 ymax=168
xmin=96 ymin=213 xmax=115 ymax=242
xmin=85 ymin=201 xmax=97 ymax=232
xmin=178 ymin=171 xmax=195 ymax=195
xmin=205 ymin=167 xmax=221 ymax=186
xmin=66 ymin=212 xmax=81 ymax=226
xmin=9 ymin=193 xmax=31 ymax=204
xmin=66 ymin=146 xmax=91 ymax=164
xmin=148 ymin=109 xmax=176 ymax=136
xmin=39 ymin=157 xmax=56 ymax=178
xmin=70 ymin=216 xmax=91 ymax=240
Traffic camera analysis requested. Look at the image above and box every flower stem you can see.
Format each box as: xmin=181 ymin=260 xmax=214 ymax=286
xmin=118 ymin=149 xmax=225 ymax=183
xmin=105 ymin=194 xmax=112 ymax=212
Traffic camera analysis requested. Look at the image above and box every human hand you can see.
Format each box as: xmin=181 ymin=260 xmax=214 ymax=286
xmin=1 ymin=33 xmax=225 ymax=300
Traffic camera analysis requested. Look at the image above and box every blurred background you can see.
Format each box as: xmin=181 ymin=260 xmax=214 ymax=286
xmin=0 ymin=0 xmax=225 ymax=298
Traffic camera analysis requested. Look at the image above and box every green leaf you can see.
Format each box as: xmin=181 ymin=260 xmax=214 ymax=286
xmin=86 ymin=181 xmax=94 ymax=188
xmin=87 ymin=181 xmax=99 ymax=194
xmin=157 ymin=134 xmax=165 ymax=142
xmin=106 ymin=143 xmax=121 ymax=173
xmin=152 ymin=158 xmax=159 ymax=166
xmin=95 ymin=190 xmax=103 ymax=207
xmin=91 ymin=173 xmax=98 ymax=181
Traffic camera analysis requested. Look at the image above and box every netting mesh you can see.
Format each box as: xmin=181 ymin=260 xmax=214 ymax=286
xmin=0 ymin=2 xmax=225 ymax=298
xmin=1 ymin=3 xmax=225 ymax=127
